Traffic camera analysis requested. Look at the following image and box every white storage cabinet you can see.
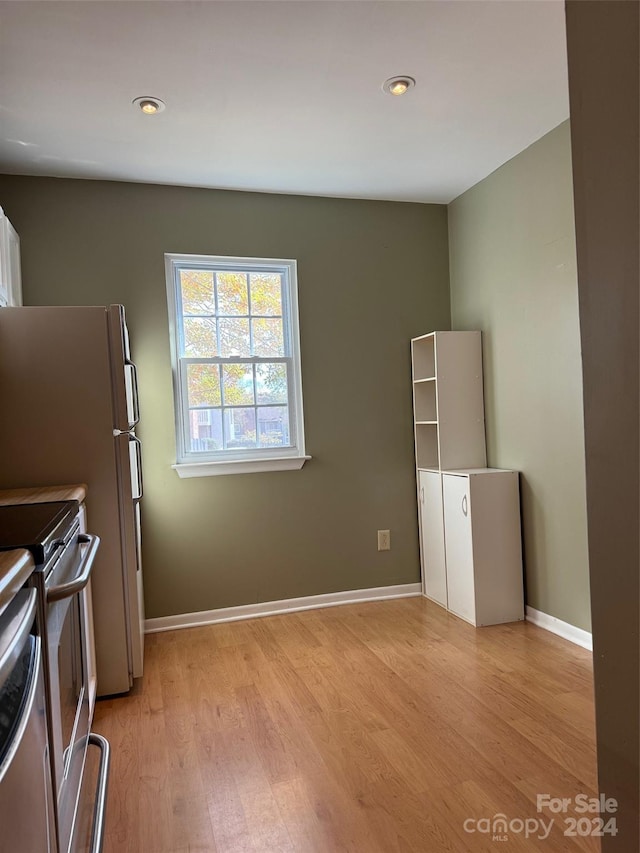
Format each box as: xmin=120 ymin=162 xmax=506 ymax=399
xmin=442 ymin=469 xmax=524 ymax=626
xmin=0 ymin=207 xmax=22 ymax=307
xmin=412 ymin=330 xmax=524 ymax=626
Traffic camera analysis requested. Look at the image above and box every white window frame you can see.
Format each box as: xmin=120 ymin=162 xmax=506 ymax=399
xmin=165 ymin=253 xmax=310 ymax=477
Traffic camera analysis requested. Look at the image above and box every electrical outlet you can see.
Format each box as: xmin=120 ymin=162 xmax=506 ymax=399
xmin=377 ymin=529 xmax=391 ymax=551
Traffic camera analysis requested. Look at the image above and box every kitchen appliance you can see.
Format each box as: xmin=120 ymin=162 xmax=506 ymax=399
xmin=0 ymin=305 xmax=145 ymax=696
xmin=0 ymin=587 xmax=57 ymax=852
xmin=0 ymin=500 xmax=110 ymax=853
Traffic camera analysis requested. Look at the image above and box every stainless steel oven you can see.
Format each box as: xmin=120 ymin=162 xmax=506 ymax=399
xmin=0 ymin=501 xmax=109 ymax=853
xmin=0 ymin=588 xmax=57 ymax=853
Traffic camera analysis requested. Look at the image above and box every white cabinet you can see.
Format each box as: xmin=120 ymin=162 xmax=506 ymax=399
xmin=443 ymin=470 xmax=524 ymax=626
xmin=418 ymin=470 xmax=447 ymax=606
xmin=412 ymin=330 xmax=524 ymax=626
xmin=0 ymin=208 xmax=22 ymax=308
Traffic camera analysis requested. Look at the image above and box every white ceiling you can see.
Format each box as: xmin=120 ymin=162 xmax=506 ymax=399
xmin=0 ymin=1 xmax=569 ymax=204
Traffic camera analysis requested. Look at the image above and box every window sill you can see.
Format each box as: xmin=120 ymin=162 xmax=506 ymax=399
xmin=172 ymin=455 xmax=311 ymax=478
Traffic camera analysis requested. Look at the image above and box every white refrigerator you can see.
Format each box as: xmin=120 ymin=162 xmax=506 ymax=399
xmin=0 ymin=304 xmax=144 ymax=696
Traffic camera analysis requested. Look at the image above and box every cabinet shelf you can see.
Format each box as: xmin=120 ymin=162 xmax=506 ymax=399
xmin=413 ymin=379 xmax=437 ymax=423
xmin=414 ymin=422 xmax=439 ymax=470
xmin=411 ymin=335 xmax=435 ymax=382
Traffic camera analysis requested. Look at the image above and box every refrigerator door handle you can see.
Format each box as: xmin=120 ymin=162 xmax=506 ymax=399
xmin=130 ymin=434 xmax=143 ymax=502
xmin=125 ymin=359 xmax=140 ymax=428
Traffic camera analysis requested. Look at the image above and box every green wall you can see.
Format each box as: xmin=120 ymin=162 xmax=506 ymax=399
xmin=0 ymin=175 xmax=450 ymax=618
xmin=448 ymin=121 xmax=591 ymax=631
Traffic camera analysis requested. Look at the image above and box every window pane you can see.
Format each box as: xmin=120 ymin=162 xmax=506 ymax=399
xmin=187 ymin=364 xmax=221 ymax=407
xmin=255 ymin=363 xmax=288 ymax=404
xmin=169 ymin=256 xmax=304 ymax=463
xmin=189 ymin=408 xmax=223 ymax=453
xmin=250 ymin=273 xmax=282 ymax=316
xmin=219 ymin=318 xmax=250 ymax=357
xmin=252 ymin=318 xmax=284 ymax=357
xmin=180 ymin=270 xmax=215 ymax=315
xmin=257 ymin=406 xmax=290 ymax=447
xmin=183 ymin=317 xmax=218 ymax=357
xmin=224 ymin=408 xmax=256 ymax=449
xmin=217 ymin=272 xmax=248 ymax=315
xmin=222 ymin=363 xmax=254 ymax=406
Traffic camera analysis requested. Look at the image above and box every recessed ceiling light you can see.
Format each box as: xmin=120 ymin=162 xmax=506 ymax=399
xmin=132 ymin=96 xmax=166 ymax=115
xmin=382 ymin=76 xmax=416 ymax=96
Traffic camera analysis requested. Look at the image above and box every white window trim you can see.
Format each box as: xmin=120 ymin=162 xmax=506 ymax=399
xmin=165 ymin=253 xmax=310 ymax=476
xmin=172 ymin=455 xmax=311 ymax=478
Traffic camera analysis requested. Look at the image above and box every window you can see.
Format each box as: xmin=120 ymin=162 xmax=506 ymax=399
xmin=165 ymin=254 xmax=308 ymax=477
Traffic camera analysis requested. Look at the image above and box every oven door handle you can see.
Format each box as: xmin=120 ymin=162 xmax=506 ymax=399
xmin=87 ymin=733 xmax=110 ymax=853
xmin=47 ymin=534 xmax=101 ymax=603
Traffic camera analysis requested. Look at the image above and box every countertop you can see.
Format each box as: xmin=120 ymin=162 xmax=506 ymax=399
xmin=0 ymin=549 xmax=35 ymax=613
xmin=0 ymin=484 xmax=87 ymax=506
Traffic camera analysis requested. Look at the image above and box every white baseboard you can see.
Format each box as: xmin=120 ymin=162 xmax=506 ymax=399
xmin=145 ymin=582 xmax=422 ymax=634
xmin=526 ymin=606 xmax=593 ymax=651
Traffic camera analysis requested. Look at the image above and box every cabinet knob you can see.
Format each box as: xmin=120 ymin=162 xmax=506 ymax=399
xmin=462 ymin=494 xmax=468 ymax=516
xmin=420 ymin=487 xmax=425 ymax=504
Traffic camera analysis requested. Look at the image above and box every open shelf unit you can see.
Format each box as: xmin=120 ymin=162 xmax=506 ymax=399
xmin=411 ymin=331 xmax=486 ymax=474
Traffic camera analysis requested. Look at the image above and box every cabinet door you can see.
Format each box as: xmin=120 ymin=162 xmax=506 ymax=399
xmin=443 ymin=474 xmax=476 ymax=624
xmin=5 ymin=220 xmax=22 ymax=306
xmin=0 ymin=211 xmax=8 ymax=307
xmin=418 ymin=471 xmax=447 ymax=606
xmin=0 ymin=213 xmax=21 ymax=307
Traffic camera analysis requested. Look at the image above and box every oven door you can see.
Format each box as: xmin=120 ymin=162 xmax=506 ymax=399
xmin=0 ymin=589 xmax=56 ymax=853
xmin=46 ymin=532 xmax=100 ymax=853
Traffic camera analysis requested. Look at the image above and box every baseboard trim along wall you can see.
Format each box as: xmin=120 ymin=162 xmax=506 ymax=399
xmin=145 ymin=582 xmax=422 ymax=634
xmin=526 ymin=606 xmax=593 ymax=651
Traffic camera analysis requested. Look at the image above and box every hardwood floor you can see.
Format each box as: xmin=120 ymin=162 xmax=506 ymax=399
xmin=92 ymin=597 xmax=599 ymax=852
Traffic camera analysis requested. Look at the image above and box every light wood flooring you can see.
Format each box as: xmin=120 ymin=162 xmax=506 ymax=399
xmin=91 ymin=597 xmax=599 ymax=852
